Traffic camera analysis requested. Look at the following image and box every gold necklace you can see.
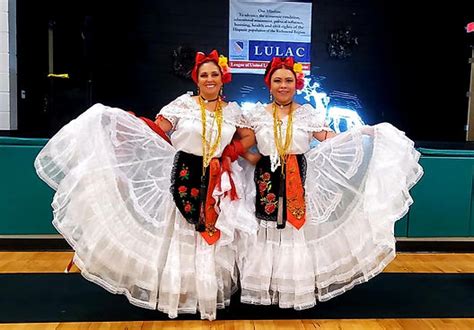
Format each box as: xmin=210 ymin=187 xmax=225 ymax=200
xmin=272 ymin=102 xmax=293 ymax=174
xmin=199 ymin=96 xmax=223 ymax=175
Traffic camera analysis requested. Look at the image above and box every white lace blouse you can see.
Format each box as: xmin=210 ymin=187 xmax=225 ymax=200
xmin=243 ymin=103 xmax=331 ymax=156
xmin=157 ymin=94 xmax=246 ymax=157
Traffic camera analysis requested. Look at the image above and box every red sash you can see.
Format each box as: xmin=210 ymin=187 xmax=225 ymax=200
xmin=286 ymin=154 xmax=306 ymax=229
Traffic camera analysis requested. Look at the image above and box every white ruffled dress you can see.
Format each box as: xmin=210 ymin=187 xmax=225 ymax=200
xmin=237 ymin=103 xmax=423 ymax=309
xmin=34 ymin=94 xmax=256 ymax=320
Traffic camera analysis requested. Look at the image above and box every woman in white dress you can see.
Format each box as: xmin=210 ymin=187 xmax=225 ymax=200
xmin=34 ymin=50 xmax=256 ymax=320
xmin=237 ymin=56 xmax=423 ymax=310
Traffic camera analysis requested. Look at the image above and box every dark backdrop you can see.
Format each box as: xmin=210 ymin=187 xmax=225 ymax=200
xmin=10 ymin=0 xmax=473 ymax=141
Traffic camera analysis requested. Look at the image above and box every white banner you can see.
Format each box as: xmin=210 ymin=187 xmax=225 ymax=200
xmin=229 ymin=0 xmax=312 ymax=74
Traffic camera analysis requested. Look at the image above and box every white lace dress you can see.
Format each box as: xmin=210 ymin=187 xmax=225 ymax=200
xmin=237 ymin=103 xmax=423 ymax=309
xmin=34 ymin=94 xmax=256 ymax=320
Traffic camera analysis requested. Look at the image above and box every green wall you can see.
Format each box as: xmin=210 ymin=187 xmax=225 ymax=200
xmin=1 ymin=138 xmax=473 ymax=237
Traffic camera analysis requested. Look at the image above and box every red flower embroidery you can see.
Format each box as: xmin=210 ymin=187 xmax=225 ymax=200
xmin=191 ymin=188 xmax=200 ymax=198
xmin=267 ymin=193 xmax=276 ymax=202
xmin=258 ymin=171 xmax=279 ymax=216
xmin=258 ymin=169 xmax=279 ymax=216
xmin=178 ymin=185 xmax=188 ymax=197
xmin=184 ymin=202 xmax=193 ymax=213
xmin=265 ymin=203 xmax=276 ymax=214
xmin=179 ymin=165 xmax=189 ymax=180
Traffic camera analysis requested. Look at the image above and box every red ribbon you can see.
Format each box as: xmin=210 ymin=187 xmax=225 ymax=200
xmin=200 ymin=158 xmax=222 ymax=245
xmin=126 ymin=111 xmax=171 ymax=145
xmin=191 ymin=50 xmax=219 ymax=84
xmin=139 ymin=116 xmax=172 ymax=145
xmin=221 ymin=139 xmax=244 ymax=162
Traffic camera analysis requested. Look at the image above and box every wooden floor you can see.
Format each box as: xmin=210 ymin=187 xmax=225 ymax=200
xmin=1 ymin=252 xmax=473 ymax=329
xmin=1 ymin=251 xmax=474 ymax=274
xmin=2 ymin=319 xmax=474 ymax=330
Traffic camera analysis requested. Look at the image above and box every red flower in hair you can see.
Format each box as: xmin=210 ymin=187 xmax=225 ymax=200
xmin=221 ymin=72 xmax=232 ymax=84
xmin=296 ymin=75 xmax=305 ymax=90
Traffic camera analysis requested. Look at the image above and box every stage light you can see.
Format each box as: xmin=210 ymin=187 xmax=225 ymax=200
xmin=297 ymin=77 xmax=330 ymax=112
xmin=296 ymin=77 xmax=365 ymax=133
xmin=327 ymin=106 xmax=365 ymax=133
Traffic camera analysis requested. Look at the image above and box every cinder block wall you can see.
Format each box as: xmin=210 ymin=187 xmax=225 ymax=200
xmin=0 ymin=0 xmax=16 ymax=130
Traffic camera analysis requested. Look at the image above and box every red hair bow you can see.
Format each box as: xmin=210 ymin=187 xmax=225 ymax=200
xmin=196 ymin=50 xmax=219 ymax=67
xmin=191 ymin=50 xmax=231 ymax=84
xmin=264 ymin=57 xmax=304 ymax=90
xmin=272 ymin=57 xmax=295 ymax=69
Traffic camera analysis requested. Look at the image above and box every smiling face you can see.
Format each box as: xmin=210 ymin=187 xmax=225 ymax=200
xmin=197 ymin=61 xmax=223 ymax=99
xmin=269 ymin=68 xmax=296 ymax=105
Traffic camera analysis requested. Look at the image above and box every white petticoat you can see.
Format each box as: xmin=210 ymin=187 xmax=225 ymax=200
xmin=237 ymin=123 xmax=423 ymax=309
xmin=34 ymin=104 xmax=257 ymax=320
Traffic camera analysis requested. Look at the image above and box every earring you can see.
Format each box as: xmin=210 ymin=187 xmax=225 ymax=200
xmin=197 ymin=87 xmax=200 ymax=96
xmin=220 ymin=86 xmax=223 ymax=96
xmin=269 ymin=92 xmax=273 ymax=102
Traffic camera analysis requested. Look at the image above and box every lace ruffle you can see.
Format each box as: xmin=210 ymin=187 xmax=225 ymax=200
xmin=241 ymin=102 xmax=331 ymax=132
xmin=237 ymin=123 xmax=423 ymax=310
xmin=158 ymin=94 xmax=248 ymax=128
xmin=34 ymin=103 xmax=257 ymax=321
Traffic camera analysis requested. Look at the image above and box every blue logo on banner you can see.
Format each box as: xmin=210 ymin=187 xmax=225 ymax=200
xmin=249 ymin=41 xmax=310 ymax=62
xmin=229 ymin=39 xmax=247 ymax=60
xmin=234 ymin=41 xmax=244 ymax=53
